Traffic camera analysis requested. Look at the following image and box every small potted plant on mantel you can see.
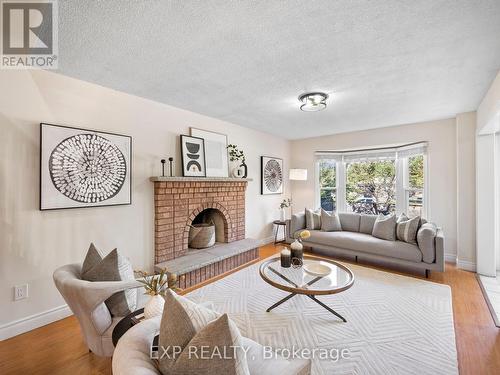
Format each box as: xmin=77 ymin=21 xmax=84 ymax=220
xmin=227 ymin=144 xmax=247 ymax=178
xmin=136 ymin=269 xmax=181 ymax=319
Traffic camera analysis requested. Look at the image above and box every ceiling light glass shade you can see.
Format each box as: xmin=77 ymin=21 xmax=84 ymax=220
xmin=289 ymin=168 xmax=308 ymax=180
xmin=299 ymin=92 xmax=328 ymax=112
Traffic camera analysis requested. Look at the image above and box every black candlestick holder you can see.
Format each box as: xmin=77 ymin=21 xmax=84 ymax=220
xmin=160 ymin=159 xmax=166 ymax=177
xmin=168 ymin=157 xmax=174 ymax=177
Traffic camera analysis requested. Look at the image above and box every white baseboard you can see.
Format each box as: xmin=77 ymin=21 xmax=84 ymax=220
xmin=457 ymin=259 xmax=477 ymax=272
xmin=444 ymin=254 xmax=457 ymax=263
xmin=0 ymin=304 xmax=72 ymax=341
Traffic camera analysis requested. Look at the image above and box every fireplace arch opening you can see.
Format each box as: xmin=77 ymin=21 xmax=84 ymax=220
xmin=188 ymin=208 xmax=228 ymax=249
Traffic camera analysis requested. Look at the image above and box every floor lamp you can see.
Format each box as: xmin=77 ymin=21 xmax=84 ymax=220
xmin=289 ymin=168 xmax=308 ymax=215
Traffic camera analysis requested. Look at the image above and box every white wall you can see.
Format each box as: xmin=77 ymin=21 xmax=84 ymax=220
xmin=290 ymin=118 xmax=460 ymax=260
xmin=0 ymin=70 xmax=290 ymax=336
xmin=477 ymin=71 xmax=500 ymax=133
xmin=475 ymin=70 xmax=500 ymax=275
xmin=456 ymin=112 xmax=476 ymax=270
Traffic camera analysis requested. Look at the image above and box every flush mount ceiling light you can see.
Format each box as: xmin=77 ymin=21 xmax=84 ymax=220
xmin=298 ymin=92 xmax=328 ymax=112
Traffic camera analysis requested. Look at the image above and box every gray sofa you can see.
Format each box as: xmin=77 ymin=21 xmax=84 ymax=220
xmin=286 ymin=212 xmax=444 ymax=276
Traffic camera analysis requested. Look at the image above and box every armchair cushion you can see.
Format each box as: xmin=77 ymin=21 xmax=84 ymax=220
xmin=81 ymin=243 xmax=104 ymax=275
xmin=165 ymin=314 xmax=250 ymax=375
xmin=82 ymin=249 xmax=137 ymax=316
xmin=159 ymin=290 xmax=249 ymax=375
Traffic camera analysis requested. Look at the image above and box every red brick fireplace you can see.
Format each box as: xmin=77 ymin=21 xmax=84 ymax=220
xmin=151 ymin=177 xmax=259 ymax=288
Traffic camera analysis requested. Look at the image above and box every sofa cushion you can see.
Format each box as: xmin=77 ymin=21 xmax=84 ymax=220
xmin=417 ymin=222 xmax=437 ymax=263
xmin=372 ymin=214 xmax=397 ymax=241
xmin=82 ymin=249 xmax=137 ymax=316
xmin=359 ymin=214 xmax=377 ymax=234
xmin=290 ymin=212 xmax=306 ymax=234
xmin=321 ymin=209 xmax=342 ymax=231
xmin=338 ymin=212 xmax=360 ymax=232
xmin=306 ymin=231 xmax=422 ymax=262
xmin=396 ymin=214 xmax=420 ymax=244
xmin=305 ymin=208 xmax=321 ymax=230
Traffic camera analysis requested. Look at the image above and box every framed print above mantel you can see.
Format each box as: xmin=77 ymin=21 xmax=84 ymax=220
xmin=40 ymin=123 xmax=132 ymax=210
xmin=180 ymin=135 xmax=206 ymax=177
xmin=190 ymin=128 xmax=228 ymax=177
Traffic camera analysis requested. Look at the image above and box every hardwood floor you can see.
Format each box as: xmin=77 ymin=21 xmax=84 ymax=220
xmin=1 ymin=244 xmax=499 ymax=374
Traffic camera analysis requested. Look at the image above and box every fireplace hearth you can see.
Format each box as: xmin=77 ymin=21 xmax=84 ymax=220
xmin=151 ymin=177 xmax=259 ymax=288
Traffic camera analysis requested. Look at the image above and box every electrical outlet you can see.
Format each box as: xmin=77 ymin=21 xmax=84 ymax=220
xmin=14 ymin=284 xmax=28 ymax=301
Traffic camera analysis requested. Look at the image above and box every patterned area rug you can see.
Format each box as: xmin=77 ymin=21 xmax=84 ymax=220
xmin=186 ymin=259 xmax=458 ymax=375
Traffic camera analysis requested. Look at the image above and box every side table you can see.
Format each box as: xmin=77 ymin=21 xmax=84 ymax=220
xmin=272 ymin=220 xmax=287 ymax=244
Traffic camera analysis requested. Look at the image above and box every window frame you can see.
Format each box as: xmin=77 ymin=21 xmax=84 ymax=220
xmin=315 ymin=147 xmax=428 ymax=218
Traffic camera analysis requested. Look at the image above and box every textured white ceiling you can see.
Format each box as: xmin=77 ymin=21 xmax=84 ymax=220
xmin=57 ymin=0 xmax=500 ymax=139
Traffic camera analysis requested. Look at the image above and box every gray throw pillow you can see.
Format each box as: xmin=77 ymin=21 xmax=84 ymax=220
xmin=81 ymin=243 xmax=103 ymax=276
xmin=82 ymin=248 xmax=137 ymax=316
xmin=396 ymin=214 xmax=420 ymax=244
xmin=372 ymin=214 xmax=397 ymax=241
xmin=159 ymin=290 xmax=249 ymax=375
xmin=321 ymin=209 xmax=342 ymax=231
xmin=305 ymin=208 xmax=321 ymax=230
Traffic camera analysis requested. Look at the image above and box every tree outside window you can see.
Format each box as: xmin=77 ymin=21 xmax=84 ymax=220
xmin=346 ymin=160 xmax=396 ymax=215
xmin=407 ymin=154 xmax=424 ymax=217
xmin=319 ymin=160 xmax=336 ymax=211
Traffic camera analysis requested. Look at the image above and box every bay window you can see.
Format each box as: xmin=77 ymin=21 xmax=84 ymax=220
xmin=315 ymin=142 xmax=427 ymax=218
xmin=318 ymin=160 xmax=337 ymax=211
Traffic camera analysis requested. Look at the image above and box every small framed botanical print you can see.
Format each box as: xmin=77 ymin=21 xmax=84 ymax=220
xmin=180 ymin=135 xmax=206 ymax=177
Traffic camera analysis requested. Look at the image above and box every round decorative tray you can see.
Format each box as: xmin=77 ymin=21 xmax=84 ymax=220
xmin=303 ymin=262 xmax=331 ymax=277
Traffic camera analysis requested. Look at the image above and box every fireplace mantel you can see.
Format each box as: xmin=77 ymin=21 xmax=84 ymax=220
xmin=150 ymin=177 xmax=253 ymax=182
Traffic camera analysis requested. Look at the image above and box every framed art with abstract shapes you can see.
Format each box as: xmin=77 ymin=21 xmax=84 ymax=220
xmin=40 ymin=123 xmax=132 ymax=210
xmin=261 ymin=156 xmax=283 ymax=195
xmin=181 ymin=135 xmax=206 ymax=177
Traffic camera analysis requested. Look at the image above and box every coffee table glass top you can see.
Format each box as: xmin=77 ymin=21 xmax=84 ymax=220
xmin=259 ymin=255 xmax=354 ymax=295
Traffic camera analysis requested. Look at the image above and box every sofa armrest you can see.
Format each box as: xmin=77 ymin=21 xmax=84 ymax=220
xmin=287 ymin=212 xmax=306 ymax=241
xmin=434 ymin=228 xmax=445 ymax=272
xmin=417 ymin=223 xmax=438 ymax=264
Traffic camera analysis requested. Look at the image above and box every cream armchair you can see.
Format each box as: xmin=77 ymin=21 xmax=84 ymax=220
xmin=112 ymin=316 xmax=311 ymax=375
xmin=53 ymin=263 xmax=147 ymax=357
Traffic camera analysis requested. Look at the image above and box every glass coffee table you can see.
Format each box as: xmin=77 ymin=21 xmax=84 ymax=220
xmin=259 ymin=255 xmax=354 ymax=322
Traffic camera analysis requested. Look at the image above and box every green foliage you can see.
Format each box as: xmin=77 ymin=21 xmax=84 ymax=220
xmin=319 ymin=160 xmax=336 ymax=188
xmin=227 ymin=144 xmax=245 ymax=163
xmin=346 ymin=160 xmax=395 ymax=209
xmin=409 ymin=155 xmax=424 ymax=189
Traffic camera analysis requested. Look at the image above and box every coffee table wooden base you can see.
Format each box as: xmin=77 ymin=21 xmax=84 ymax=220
xmin=265 ymin=293 xmax=347 ymax=322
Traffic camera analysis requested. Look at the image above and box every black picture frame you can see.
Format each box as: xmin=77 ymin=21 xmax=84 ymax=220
xmin=180 ymin=135 xmax=207 ymax=177
xmin=261 ymin=156 xmax=284 ymax=195
xmin=39 ymin=123 xmax=132 ymax=211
